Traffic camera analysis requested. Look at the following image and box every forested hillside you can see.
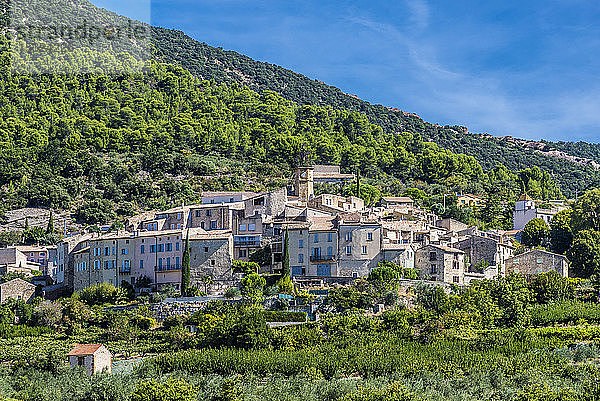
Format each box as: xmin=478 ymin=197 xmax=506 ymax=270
xmin=150 ymin=30 xmax=600 ymax=198
xmin=2 ymin=0 xmax=598 ymax=198
xmin=0 ymin=26 xmax=565 ymax=230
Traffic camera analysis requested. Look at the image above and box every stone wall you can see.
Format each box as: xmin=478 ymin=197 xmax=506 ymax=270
xmin=189 ymin=236 xmax=241 ymax=293
xmin=505 ymin=250 xmax=568 ymax=277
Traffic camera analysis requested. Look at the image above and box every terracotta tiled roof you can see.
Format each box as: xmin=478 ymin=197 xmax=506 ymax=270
xmin=68 ymin=344 xmax=104 ymax=356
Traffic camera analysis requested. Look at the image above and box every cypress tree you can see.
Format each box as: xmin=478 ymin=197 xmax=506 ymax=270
xmin=355 ymin=167 xmax=361 ymax=198
xmin=46 ymin=211 xmax=54 ymax=234
xmin=181 ymin=229 xmax=190 ymax=295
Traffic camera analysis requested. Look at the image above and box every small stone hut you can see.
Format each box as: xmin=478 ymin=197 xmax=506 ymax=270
xmin=68 ymin=344 xmax=112 ymax=375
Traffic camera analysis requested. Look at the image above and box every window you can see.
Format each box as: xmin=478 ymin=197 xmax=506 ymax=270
xmin=254 ymin=197 xmax=265 ymax=206
xmin=367 ymin=232 xmax=373 ymax=241
xmin=299 ymin=239 xmax=304 ymax=248
xmin=166 ymin=243 xmax=172 ymax=252
xmin=204 ymin=247 xmax=209 ymax=253
xmin=140 ymin=260 xmax=144 ymax=269
xmin=345 ymin=232 xmax=352 ymax=241
xmin=431 ymin=264 xmax=437 ymax=274
xmin=345 ymin=246 xmax=352 ymax=256
xmin=158 ymin=244 xmax=164 ymax=252
xmin=312 ymin=247 xmax=321 ymax=258
xmin=166 ymin=257 xmax=171 ymax=269
xmin=104 ymin=247 xmax=110 ymax=256
xmin=158 ymin=258 xmax=163 ymax=268
xmin=196 ymin=210 xmax=201 ymax=217
xmin=298 ymin=254 xmax=304 ymax=263
xmin=230 ymin=197 xmax=234 ymax=202
xmin=248 ymin=223 xmax=256 ymax=231
xmin=239 ymin=249 xmax=247 ymax=258
xmin=112 ymin=247 xmax=115 ymax=255
xmin=239 ymin=224 xmax=247 ymax=232
xmin=175 ymin=242 xmax=180 ymax=251
xmin=94 ymin=260 xmax=100 ymax=270
xmin=327 ymin=232 xmax=333 ymax=242
xmin=313 ymin=233 xmax=319 ymax=243
xmin=140 ymin=245 xmax=145 ymax=254
xmin=327 ymin=246 xmax=333 ymax=256
xmin=361 ymin=245 xmax=367 ymax=255
xmin=453 ymin=276 xmax=460 ymax=283
xmin=170 ymin=224 xmax=175 ymax=230
xmin=453 ymin=261 xmax=459 ymax=269
xmin=104 ymin=261 xmax=110 ymax=269
xmin=201 ymin=222 xmax=205 ymax=229
xmin=429 ymin=252 xmax=437 ymax=261
xmin=177 ymin=213 xmax=182 ymax=219
xmin=122 ymin=248 xmax=129 ymax=255
xmin=537 ymin=257 xmax=543 ymax=264
xmin=122 ymin=260 xmax=130 ymax=271
xmin=206 ymin=210 xmax=212 ymax=217
xmin=150 ymin=244 xmax=156 ymax=253
xmin=210 ymin=259 xmax=216 ymax=266
xmin=210 ymin=220 xmax=218 ymax=229
xmin=175 ymin=257 xmax=180 ymax=268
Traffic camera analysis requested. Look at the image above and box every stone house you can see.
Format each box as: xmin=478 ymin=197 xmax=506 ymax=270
xmin=0 ymin=278 xmax=36 ymax=303
xmin=337 ymin=216 xmax=382 ymax=278
xmin=457 ymin=194 xmax=486 ymax=208
xmin=415 ymin=244 xmax=465 ymax=285
xmin=232 ymin=211 xmax=264 ymax=261
xmin=453 ymin=235 xmax=514 ymax=276
xmin=308 ymin=194 xmax=364 ymax=214
xmin=381 ymin=197 xmax=414 ymax=209
xmin=188 ymin=231 xmax=238 ymax=293
xmin=16 ymin=245 xmax=50 ymax=275
xmin=68 ymin=344 xmax=111 ymax=375
xmin=505 ymin=249 xmax=568 ymax=278
xmin=0 ymin=247 xmax=40 ymax=276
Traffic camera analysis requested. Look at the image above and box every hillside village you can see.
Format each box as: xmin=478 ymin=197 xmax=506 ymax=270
xmin=0 ymin=165 xmax=570 ymax=299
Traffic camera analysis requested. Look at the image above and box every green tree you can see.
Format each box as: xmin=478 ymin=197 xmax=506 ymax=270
xmin=181 ymin=229 xmax=190 ymax=295
xmin=572 ymin=188 xmax=600 ymax=232
xmin=567 ymin=229 xmax=600 ymax=278
xmin=529 ymin=271 xmax=574 ymax=303
xmin=368 ymin=265 xmax=400 ymax=295
xmin=550 ymin=209 xmax=573 ymax=254
xmin=241 ymin=273 xmax=266 ymax=303
xmin=200 ymin=275 xmax=213 ymax=294
xmin=521 ymin=218 xmax=550 ymax=248
xmin=46 ymin=211 xmax=54 ymax=234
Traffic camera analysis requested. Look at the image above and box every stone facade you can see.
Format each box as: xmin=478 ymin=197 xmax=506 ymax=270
xmin=505 ymin=249 xmax=568 ymax=278
xmin=0 ymin=278 xmax=36 ymax=303
xmin=68 ymin=344 xmax=111 ymax=375
xmin=453 ymin=235 xmax=513 ymax=276
xmin=189 ymin=233 xmax=240 ymax=293
xmin=338 ymin=221 xmax=382 ymax=277
xmin=415 ymin=245 xmax=465 ymax=285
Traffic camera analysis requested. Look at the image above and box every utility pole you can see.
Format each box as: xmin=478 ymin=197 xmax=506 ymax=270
xmin=443 ymin=194 xmax=447 ymax=214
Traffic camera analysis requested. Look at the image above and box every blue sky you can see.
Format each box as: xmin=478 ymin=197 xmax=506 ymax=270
xmin=91 ymin=0 xmax=600 ymax=143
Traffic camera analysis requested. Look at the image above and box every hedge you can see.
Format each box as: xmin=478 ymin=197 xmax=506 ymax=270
xmin=264 ymin=311 xmax=307 ymax=323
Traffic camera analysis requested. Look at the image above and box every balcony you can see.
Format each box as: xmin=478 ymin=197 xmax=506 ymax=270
xmin=234 ymin=235 xmax=262 ymax=247
xmin=155 ymin=265 xmax=181 ymax=272
xmin=310 ymin=254 xmax=336 ymax=262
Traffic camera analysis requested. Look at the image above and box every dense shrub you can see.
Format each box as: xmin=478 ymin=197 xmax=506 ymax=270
xmin=264 ymin=311 xmax=307 ymax=323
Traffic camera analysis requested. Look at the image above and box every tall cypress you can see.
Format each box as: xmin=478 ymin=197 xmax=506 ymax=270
xmin=46 ymin=211 xmax=54 ymax=234
xmin=181 ymin=229 xmax=190 ymax=295
xmin=355 ymin=167 xmax=361 ymax=198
